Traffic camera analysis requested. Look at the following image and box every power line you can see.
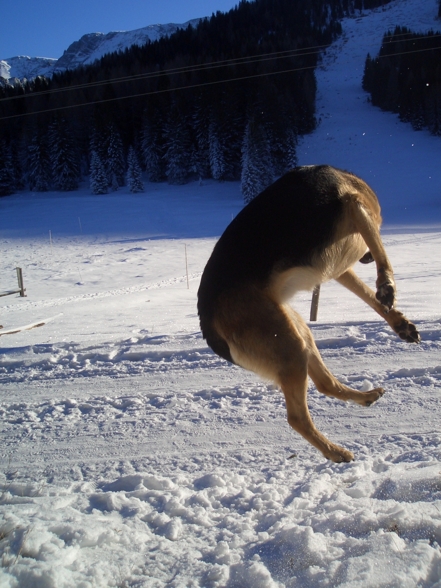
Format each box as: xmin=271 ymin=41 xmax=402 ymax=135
xmin=0 ymin=44 xmax=327 ymax=104
xmin=0 ymin=63 xmax=318 ymax=121
xmin=2 ymin=30 xmax=439 ymax=105
xmin=377 ymin=46 xmax=441 ymax=59
xmin=0 ymin=33 xmax=440 ymax=122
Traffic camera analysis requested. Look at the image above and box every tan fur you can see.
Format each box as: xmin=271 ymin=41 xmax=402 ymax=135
xmin=203 ymin=167 xmax=420 ymax=463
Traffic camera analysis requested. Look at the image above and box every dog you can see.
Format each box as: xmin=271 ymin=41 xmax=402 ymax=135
xmin=197 ymin=165 xmax=420 ymax=463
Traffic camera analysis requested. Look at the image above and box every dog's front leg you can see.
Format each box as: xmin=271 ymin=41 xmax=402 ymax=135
xmin=336 ymin=269 xmax=420 ymax=343
xmin=375 ymin=266 xmax=396 ymax=310
xmin=350 ymin=202 xmax=396 ymax=309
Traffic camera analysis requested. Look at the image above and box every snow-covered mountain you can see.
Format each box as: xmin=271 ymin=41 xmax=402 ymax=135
xmin=0 ymin=56 xmax=57 ymax=82
xmin=0 ymin=19 xmax=200 ymax=82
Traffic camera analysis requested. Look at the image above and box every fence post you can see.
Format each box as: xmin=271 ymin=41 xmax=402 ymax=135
xmin=310 ymin=285 xmax=320 ymax=321
xmin=16 ymin=267 xmax=26 ymax=297
xmin=185 ymin=244 xmax=189 ymax=289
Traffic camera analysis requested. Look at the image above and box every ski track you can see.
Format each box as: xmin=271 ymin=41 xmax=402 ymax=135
xmin=0 ymin=273 xmax=202 ymax=315
xmin=0 ymin=319 xmax=440 ymax=384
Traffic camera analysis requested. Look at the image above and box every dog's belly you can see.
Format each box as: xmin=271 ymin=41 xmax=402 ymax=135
xmin=268 ymin=234 xmax=368 ymax=303
xmin=268 ymin=266 xmax=322 ymax=302
xmin=320 ymin=233 xmax=368 ymax=279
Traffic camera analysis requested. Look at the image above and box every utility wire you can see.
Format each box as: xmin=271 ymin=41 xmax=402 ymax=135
xmin=0 ymin=33 xmax=440 ymax=121
xmin=1 ymin=30 xmax=440 ymax=104
xmin=0 ymin=63 xmax=318 ymax=121
xmin=0 ymin=44 xmax=328 ymax=104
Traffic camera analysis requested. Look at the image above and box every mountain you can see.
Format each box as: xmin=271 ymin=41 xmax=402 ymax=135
xmin=0 ymin=19 xmax=200 ymax=82
xmin=0 ymin=56 xmax=57 ymax=82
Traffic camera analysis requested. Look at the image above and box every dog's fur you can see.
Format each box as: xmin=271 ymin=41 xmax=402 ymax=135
xmin=197 ymin=165 xmax=420 ymax=463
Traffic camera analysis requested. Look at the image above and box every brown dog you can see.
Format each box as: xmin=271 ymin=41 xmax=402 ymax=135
xmin=198 ymin=165 xmax=420 ymax=462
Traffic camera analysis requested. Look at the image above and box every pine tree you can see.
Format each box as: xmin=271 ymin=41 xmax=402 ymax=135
xmin=106 ymin=124 xmax=125 ymax=189
xmin=241 ymin=116 xmax=274 ymax=203
xmin=127 ymin=146 xmax=144 ymax=193
xmin=208 ymin=118 xmax=225 ymax=181
xmin=220 ymin=98 xmax=245 ymax=181
xmin=0 ymin=141 xmax=15 ymax=197
xmin=283 ymin=126 xmax=298 ymax=171
xmin=208 ymin=96 xmax=244 ymax=181
xmin=163 ymin=101 xmax=193 ymax=185
xmin=89 ymin=126 xmax=108 ymax=162
xmin=192 ymin=96 xmax=211 ymax=180
xmin=48 ymin=119 xmax=80 ymax=191
xmin=28 ymin=133 xmax=51 ymax=192
xmin=89 ymin=150 xmax=108 ymax=194
xmin=10 ymin=140 xmax=25 ymax=190
xmin=141 ymin=117 xmax=166 ymax=182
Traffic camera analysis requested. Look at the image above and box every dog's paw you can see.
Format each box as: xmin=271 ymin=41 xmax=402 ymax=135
xmin=363 ymin=387 xmax=384 ymax=407
xmin=394 ymin=317 xmax=420 ymax=343
xmin=376 ymin=274 xmax=396 ymax=309
xmin=325 ymin=445 xmax=354 ymax=463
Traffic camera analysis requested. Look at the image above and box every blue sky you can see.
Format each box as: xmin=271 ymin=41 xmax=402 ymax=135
xmin=2 ymin=0 xmax=239 ymax=59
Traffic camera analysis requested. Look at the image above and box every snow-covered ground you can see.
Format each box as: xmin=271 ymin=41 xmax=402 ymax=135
xmin=1 ymin=0 xmax=440 ymax=586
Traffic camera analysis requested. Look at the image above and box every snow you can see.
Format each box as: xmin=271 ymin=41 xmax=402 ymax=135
xmin=1 ymin=0 xmax=441 ymax=585
xmin=0 ymin=57 xmax=57 ymax=82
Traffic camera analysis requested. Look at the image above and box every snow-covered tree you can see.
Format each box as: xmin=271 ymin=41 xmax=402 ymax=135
xmin=9 ymin=140 xmax=25 ymax=191
xmin=106 ymin=125 xmax=125 ymax=189
xmin=208 ymin=97 xmax=243 ymax=181
xmin=89 ymin=127 xmax=107 ymax=162
xmin=241 ymin=116 xmax=274 ymax=203
xmin=126 ymin=146 xmax=144 ymax=193
xmin=192 ymin=97 xmax=211 ymax=181
xmin=283 ymin=126 xmax=298 ymax=171
xmin=208 ymin=118 xmax=225 ymax=181
xmin=163 ymin=101 xmax=193 ymax=185
xmin=89 ymin=150 xmax=108 ymax=195
xmin=267 ymin=119 xmax=298 ymax=178
xmin=28 ymin=133 xmax=51 ymax=192
xmin=0 ymin=141 xmax=15 ymax=197
xmin=48 ymin=119 xmax=80 ymax=191
xmin=141 ymin=117 xmax=166 ymax=182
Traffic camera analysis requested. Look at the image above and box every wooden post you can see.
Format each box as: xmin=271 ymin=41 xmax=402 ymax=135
xmin=16 ymin=267 xmax=26 ymax=297
xmin=184 ymin=244 xmax=189 ymax=289
xmin=310 ymin=285 xmax=320 ymax=321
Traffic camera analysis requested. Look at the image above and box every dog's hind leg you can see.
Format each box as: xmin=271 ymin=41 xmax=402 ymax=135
xmin=279 ymin=363 xmax=355 ymax=463
xmin=219 ymin=294 xmax=354 ymax=462
xmin=336 ymin=268 xmax=420 ymax=343
xmin=287 ymin=307 xmax=385 ymax=407
xmin=307 ymin=347 xmax=384 ymax=407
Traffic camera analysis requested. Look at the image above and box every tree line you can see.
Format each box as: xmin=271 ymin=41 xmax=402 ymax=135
xmin=363 ymin=26 xmax=441 ymax=135
xmin=1 ymin=0 xmax=393 ymax=200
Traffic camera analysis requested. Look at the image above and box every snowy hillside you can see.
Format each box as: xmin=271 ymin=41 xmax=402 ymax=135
xmin=0 ymin=56 xmax=57 ymax=82
xmin=1 ymin=0 xmax=441 ymax=586
xmin=0 ymin=19 xmax=200 ymax=81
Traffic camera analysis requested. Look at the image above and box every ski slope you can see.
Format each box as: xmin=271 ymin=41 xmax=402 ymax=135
xmin=1 ymin=0 xmax=441 ymax=586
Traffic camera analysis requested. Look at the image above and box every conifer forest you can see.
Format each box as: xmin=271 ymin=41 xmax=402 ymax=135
xmin=363 ymin=25 xmax=441 ymax=135
xmin=2 ymin=0 xmax=434 ymax=201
